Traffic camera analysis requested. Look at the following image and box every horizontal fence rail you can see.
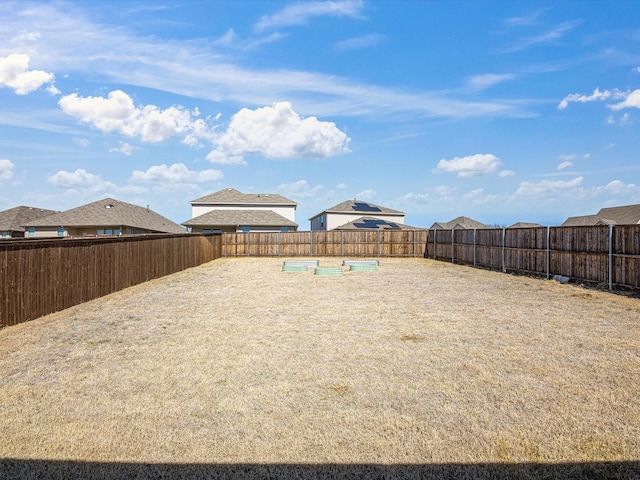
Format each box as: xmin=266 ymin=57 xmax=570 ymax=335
xmin=426 ymin=225 xmax=640 ymax=290
xmin=1 ymin=234 xmax=221 ymax=328
xmin=221 ymin=230 xmax=429 ymax=258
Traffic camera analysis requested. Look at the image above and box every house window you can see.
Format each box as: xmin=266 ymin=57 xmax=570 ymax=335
xmin=114 ymin=229 xmax=121 ymax=236
xmin=1 ymin=231 xmax=7 ymax=239
xmin=97 ymin=229 xmax=104 ymax=236
xmin=203 ymin=229 xmax=212 ymax=233
xmin=281 ymin=227 xmax=289 ymax=232
xmin=105 ymin=229 xmax=113 ymax=235
xmin=319 ymin=214 xmax=325 ymax=227
xmin=57 ymin=228 xmax=64 ymax=237
xmin=28 ymin=227 xmax=35 ymax=238
xmin=241 ymin=226 xmax=250 ymax=233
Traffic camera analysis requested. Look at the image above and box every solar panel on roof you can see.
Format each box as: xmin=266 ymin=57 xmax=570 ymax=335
xmin=352 ymin=202 xmax=381 ymax=212
xmin=353 ymin=219 xmax=400 ymax=229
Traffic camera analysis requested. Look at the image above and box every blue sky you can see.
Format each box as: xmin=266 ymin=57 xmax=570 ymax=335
xmin=1 ymin=0 xmax=639 ymax=228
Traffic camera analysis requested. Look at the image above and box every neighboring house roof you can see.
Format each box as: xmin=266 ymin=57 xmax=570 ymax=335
xmin=430 ymin=216 xmax=488 ymax=230
xmin=507 ymin=222 xmax=544 ymax=228
xmin=182 ymin=209 xmax=298 ymax=228
xmin=0 ymin=206 xmax=59 ymax=233
xmin=191 ymin=188 xmax=296 ymax=206
xmin=22 ymin=198 xmax=185 ymax=234
xmin=562 ymin=215 xmax=606 ymax=226
xmin=310 ymin=200 xmax=404 ymax=220
xmin=594 ymin=204 xmax=640 ymax=224
xmin=562 ymin=204 xmax=640 ymax=226
xmin=335 ymin=216 xmax=421 ymax=230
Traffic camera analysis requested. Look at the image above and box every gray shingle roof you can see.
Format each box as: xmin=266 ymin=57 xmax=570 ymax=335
xmin=191 ymin=188 xmax=296 ymax=206
xmin=0 ymin=206 xmax=59 ymax=233
xmin=507 ymin=222 xmax=544 ymax=228
xmin=562 ymin=204 xmax=640 ymax=226
xmin=596 ymin=204 xmax=640 ymax=224
xmin=335 ymin=216 xmax=421 ymax=230
xmin=21 ymin=198 xmax=185 ymax=234
xmin=430 ymin=216 xmax=488 ymax=230
xmin=561 ymin=215 xmax=605 ymax=226
xmin=310 ymin=200 xmax=404 ymax=220
xmin=182 ymin=209 xmax=298 ymax=228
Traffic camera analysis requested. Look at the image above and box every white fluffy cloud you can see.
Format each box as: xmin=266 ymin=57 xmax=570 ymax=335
xmin=557 ymin=87 xmax=640 ymax=111
xmin=277 ymin=180 xmax=324 ymax=198
xmin=0 ymin=159 xmax=15 ymax=182
xmin=463 ymin=188 xmax=498 ymax=205
xmin=58 ymin=90 xmax=213 ymax=143
xmin=608 ymin=89 xmax=640 ymax=111
xmin=47 ymin=168 xmax=110 ymax=189
xmin=602 ymin=179 xmax=640 ymax=199
xmin=400 ymin=192 xmax=431 ymax=204
xmin=47 ymin=168 xmax=147 ymax=199
xmin=557 ymin=87 xmax=613 ymax=110
xmin=205 ymin=149 xmax=247 ymax=166
xmin=355 ymin=189 xmax=376 ymax=200
xmin=515 ymin=176 xmax=584 ymax=197
xmin=557 ymin=161 xmax=573 ymax=170
xmin=0 ymin=54 xmax=55 ymax=95
xmin=109 ymin=142 xmax=135 ymax=156
xmin=435 ymin=153 xmax=500 ymax=177
xmin=130 ymin=163 xmax=223 ymax=183
xmin=212 ymin=102 xmax=350 ymax=163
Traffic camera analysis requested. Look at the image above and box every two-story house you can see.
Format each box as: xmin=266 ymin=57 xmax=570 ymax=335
xmin=309 ymin=199 xmax=405 ymax=231
xmin=183 ymin=188 xmax=298 ymax=233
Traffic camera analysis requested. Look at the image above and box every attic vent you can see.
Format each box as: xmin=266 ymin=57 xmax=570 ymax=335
xmin=105 ymin=204 xmax=114 ymax=209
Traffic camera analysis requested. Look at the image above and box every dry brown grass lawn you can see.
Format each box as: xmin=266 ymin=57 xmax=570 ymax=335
xmin=1 ymin=257 xmax=639 ymax=477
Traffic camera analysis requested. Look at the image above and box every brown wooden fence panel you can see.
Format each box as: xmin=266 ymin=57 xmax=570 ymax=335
xmin=428 ymin=229 xmax=453 ymax=261
xmin=279 ymin=231 xmax=312 ymax=257
xmin=475 ymin=229 xmax=502 ymax=270
xmin=504 ymin=227 xmax=548 ymax=275
xmin=221 ymin=230 xmax=429 ymax=258
xmin=549 ymin=226 xmax=609 ymax=283
xmin=1 ymin=234 xmax=221 ymax=329
xmin=425 ymin=225 xmax=639 ymax=289
xmin=612 ymin=225 xmax=640 ymax=287
xmin=452 ymin=229 xmax=475 ymax=265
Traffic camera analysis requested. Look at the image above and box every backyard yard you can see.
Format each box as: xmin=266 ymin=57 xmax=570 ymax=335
xmin=1 ymin=257 xmax=639 ymax=479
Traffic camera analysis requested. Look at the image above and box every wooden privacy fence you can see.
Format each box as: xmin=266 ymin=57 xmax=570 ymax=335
xmin=221 ymin=229 xmax=429 ymax=258
xmin=1 ymin=234 xmax=221 ymax=328
xmin=426 ymin=225 xmax=640 ymax=290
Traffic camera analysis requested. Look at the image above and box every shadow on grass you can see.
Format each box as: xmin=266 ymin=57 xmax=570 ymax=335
xmin=1 ymin=459 xmax=639 ymax=479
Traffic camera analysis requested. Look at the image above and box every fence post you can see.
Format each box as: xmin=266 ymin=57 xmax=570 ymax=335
xmin=473 ymin=229 xmax=477 ymax=267
xmin=433 ymin=229 xmax=437 ymax=260
xmin=451 ymin=229 xmax=455 ymax=264
xmin=546 ymin=226 xmax=550 ymax=279
xmin=609 ymin=224 xmax=613 ymax=291
xmin=309 ymin=231 xmax=312 ymax=257
xmin=501 ymin=228 xmax=506 ymax=273
xmin=412 ymin=230 xmax=416 ymax=258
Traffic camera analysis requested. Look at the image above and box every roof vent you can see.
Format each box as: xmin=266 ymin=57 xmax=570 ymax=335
xmin=105 ymin=204 xmax=114 ymax=209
